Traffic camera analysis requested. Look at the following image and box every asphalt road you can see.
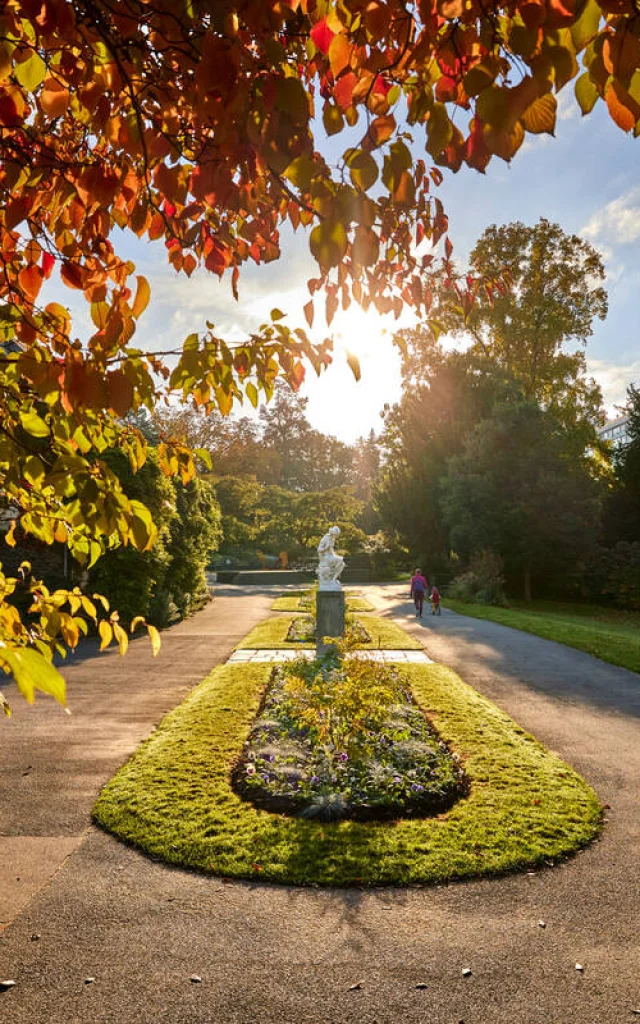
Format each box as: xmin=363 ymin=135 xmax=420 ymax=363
xmin=1 ymin=583 xmax=639 ymax=1023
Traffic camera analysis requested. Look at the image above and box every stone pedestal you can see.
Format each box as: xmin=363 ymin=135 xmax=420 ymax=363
xmin=316 ymin=589 xmax=345 ymax=657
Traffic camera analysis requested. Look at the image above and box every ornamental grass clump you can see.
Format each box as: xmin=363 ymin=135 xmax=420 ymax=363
xmin=232 ymin=656 xmax=467 ymax=821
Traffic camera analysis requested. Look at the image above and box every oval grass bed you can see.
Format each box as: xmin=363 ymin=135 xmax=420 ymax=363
xmin=93 ymin=661 xmax=602 ymax=886
xmin=238 ymin=614 xmax=423 ymax=651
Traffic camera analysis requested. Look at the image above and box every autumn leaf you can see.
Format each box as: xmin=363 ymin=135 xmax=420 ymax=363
xmin=132 ymin=276 xmax=151 ymax=318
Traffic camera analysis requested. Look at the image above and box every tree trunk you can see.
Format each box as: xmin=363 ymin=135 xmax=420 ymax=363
xmin=523 ymin=565 xmax=532 ymax=602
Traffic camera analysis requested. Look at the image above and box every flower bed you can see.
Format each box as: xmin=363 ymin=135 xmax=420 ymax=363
xmin=231 ymin=656 xmax=467 ymax=821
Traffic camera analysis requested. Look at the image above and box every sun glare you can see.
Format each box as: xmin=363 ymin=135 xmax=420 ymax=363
xmin=330 ymin=304 xmax=390 ymax=363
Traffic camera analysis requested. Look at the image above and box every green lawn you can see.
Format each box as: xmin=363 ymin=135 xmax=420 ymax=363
xmin=446 ymin=599 xmax=640 ymax=674
xmin=93 ymin=659 xmax=602 ymax=886
xmin=237 ymin=614 xmax=423 ymax=650
xmin=272 ymin=592 xmax=374 ymax=613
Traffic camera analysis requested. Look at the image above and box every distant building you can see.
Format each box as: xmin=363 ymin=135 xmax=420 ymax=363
xmin=597 ymin=415 xmax=631 ymax=447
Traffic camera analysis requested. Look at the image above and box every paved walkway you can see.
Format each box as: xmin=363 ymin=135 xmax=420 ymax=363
xmin=1 ymin=584 xmax=639 ymax=1023
xmin=228 ymin=648 xmax=433 ymax=663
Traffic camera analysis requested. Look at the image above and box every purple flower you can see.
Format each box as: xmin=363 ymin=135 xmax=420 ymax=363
xmin=262 ymin=774 xmax=270 ymax=783
xmin=310 ymin=775 xmax=320 ymax=784
xmin=339 ymin=752 xmax=348 ymax=763
xmin=411 ymin=783 xmax=424 ymax=793
xmin=393 ymin=776 xmax=402 ymax=785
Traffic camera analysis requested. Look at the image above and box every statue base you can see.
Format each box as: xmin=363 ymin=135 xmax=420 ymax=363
xmin=316 ymin=589 xmax=345 ymax=658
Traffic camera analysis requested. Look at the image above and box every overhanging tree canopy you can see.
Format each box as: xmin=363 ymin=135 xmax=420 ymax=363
xmin=1 ymin=0 xmax=639 ymax=708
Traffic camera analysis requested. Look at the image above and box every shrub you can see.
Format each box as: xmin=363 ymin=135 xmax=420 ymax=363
xmin=448 ymin=550 xmax=508 ymax=606
xmin=583 ymin=542 xmax=640 ymax=610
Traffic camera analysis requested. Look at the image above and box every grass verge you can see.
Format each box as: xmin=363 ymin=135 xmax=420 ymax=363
xmin=237 ymin=614 xmax=423 ymax=650
xmin=93 ymin=660 xmax=601 ymax=886
xmin=446 ymin=599 xmax=640 ymax=675
xmin=272 ymin=593 xmax=374 ymax=613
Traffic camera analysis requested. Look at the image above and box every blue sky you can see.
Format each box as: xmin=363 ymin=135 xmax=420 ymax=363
xmin=46 ymin=90 xmax=640 ymax=443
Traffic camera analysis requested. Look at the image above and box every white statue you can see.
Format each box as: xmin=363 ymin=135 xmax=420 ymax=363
xmin=317 ymin=525 xmax=345 ymax=591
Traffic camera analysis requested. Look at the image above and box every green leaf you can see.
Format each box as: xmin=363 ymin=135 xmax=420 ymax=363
xmin=14 ymin=51 xmax=46 ymax=92
xmin=183 ymin=332 xmax=199 ymax=351
xmin=570 ymin=0 xmax=602 ymax=52
xmin=195 ymin=446 xmax=212 ymax=469
xmin=0 ymin=646 xmax=66 ymax=707
xmin=347 ymin=150 xmax=379 ymax=191
xmin=284 ymin=154 xmax=317 ymax=190
xmin=309 ymin=220 xmax=348 ymax=270
xmin=575 ymin=72 xmax=599 ymax=115
xmin=270 ymin=308 xmax=286 ymax=321
xmin=323 ymin=103 xmax=344 ymax=136
xmin=20 ymin=409 xmax=49 ymax=438
xmin=246 ymin=382 xmax=259 ymax=408
xmin=426 ymin=104 xmax=453 ymax=158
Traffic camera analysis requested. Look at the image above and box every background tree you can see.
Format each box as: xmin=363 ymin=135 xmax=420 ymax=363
xmin=440 ymin=402 xmax=602 ymax=600
xmin=377 ymin=342 xmax=515 ymax=572
xmin=602 ymin=386 xmax=640 ymax=547
xmin=406 ymin=219 xmax=607 ymax=437
xmin=91 ymin=453 xmax=221 ymax=625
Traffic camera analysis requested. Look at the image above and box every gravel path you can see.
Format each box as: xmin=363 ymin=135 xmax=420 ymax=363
xmin=1 ymin=583 xmax=639 ymax=1023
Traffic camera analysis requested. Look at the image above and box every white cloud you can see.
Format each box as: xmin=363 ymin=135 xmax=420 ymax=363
xmin=588 ymin=356 xmax=640 ymax=417
xmin=582 ymin=186 xmax=640 ymax=247
xmin=557 ymin=88 xmax=580 ymax=123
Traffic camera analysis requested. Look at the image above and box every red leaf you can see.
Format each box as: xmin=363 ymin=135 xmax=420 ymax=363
xmin=41 ymin=252 xmax=55 ymax=278
xmin=311 ymin=17 xmax=335 ymax=54
xmin=61 ymin=261 xmax=85 ymax=290
xmin=444 ymin=236 xmax=453 ymax=260
xmin=334 ymin=72 xmax=357 ymax=110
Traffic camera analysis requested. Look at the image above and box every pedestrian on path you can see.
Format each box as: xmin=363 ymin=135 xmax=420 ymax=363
xmin=430 ymin=584 xmax=441 ymax=615
xmin=410 ymin=568 xmax=428 ymax=617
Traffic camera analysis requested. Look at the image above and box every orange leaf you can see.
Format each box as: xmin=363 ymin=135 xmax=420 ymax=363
xmin=131 ymin=275 xmax=150 ymax=318
xmin=18 ymin=264 xmax=43 ymax=300
xmin=329 ymin=34 xmax=352 ymax=77
xmin=605 ymin=81 xmax=640 ymax=132
xmin=40 ymin=79 xmax=70 ymax=117
xmin=107 ymin=370 xmax=134 ymax=416
xmin=304 ymin=300 xmax=314 ymax=328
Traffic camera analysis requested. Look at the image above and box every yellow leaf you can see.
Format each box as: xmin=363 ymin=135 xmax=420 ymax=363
xmin=147 ymin=624 xmax=161 ymax=657
xmin=130 ymin=615 xmax=145 ymax=634
xmin=14 ymin=51 xmax=46 ymax=92
xmin=113 ymin=622 xmax=128 ymax=656
xmin=5 ymin=520 xmax=17 ymax=547
xmin=0 ymin=646 xmax=66 ymax=707
xmin=346 ymin=350 xmax=361 ymax=382
xmin=98 ymin=620 xmax=112 ymax=650
xmin=522 ymin=93 xmax=557 ymax=135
